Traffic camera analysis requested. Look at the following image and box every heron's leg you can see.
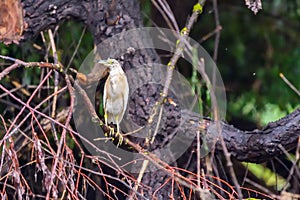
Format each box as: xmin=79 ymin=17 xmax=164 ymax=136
xmin=104 ymin=111 xmax=115 ymax=139
xmin=108 ymin=126 xmax=114 ymax=137
xmin=116 ymin=116 xmax=120 ymax=133
xmin=104 ymin=111 xmax=108 ymax=126
xmin=115 ymin=116 xmax=123 ymax=147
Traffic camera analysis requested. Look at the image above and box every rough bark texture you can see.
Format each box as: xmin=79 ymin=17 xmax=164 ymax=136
xmin=1 ymin=0 xmax=300 ymax=198
xmin=217 ymin=107 xmax=300 ymax=163
xmin=176 ymin=108 xmax=300 ymax=163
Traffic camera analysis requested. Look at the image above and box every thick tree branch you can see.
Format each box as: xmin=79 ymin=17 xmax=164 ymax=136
xmin=178 ymin=108 xmax=300 ymax=163
xmin=217 ymin=107 xmax=300 ymax=163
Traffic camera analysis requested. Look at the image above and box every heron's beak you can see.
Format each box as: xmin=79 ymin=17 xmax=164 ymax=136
xmin=97 ymin=60 xmax=108 ymax=65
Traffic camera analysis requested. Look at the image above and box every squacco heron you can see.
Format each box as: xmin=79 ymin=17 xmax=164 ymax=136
xmin=98 ymin=59 xmax=129 ymax=145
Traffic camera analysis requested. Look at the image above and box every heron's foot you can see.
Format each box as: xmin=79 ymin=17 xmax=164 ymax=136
xmin=108 ymin=126 xmax=114 ymax=137
xmin=102 ymin=125 xmax=114 ymax=142
xmin=105 ymin=125 xmax=123 ymax=147
xmin=115 ymin=131 xmax=123 ymax=147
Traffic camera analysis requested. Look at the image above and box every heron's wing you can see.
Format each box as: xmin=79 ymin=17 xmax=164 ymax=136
xmin=103 ymin=75 xmax=110 ymax=110
xmin=119 ymin=74 xmax=129 ymax=122
xmin=104 ymin=75 xmax=123 ymax=124
xmin=103 ymin=76 xmax=114 ymax=123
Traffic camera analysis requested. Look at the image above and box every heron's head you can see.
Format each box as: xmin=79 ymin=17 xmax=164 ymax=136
xmin=98 ymin=58 xmax=121 ymax=71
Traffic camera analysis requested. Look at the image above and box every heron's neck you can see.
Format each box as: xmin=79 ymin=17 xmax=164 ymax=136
xmin=110 ymin=67 xmax=124 ymax=76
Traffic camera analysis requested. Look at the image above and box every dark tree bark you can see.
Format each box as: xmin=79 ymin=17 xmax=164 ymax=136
xmin=1 ymin=0 xmax=300 ymax=198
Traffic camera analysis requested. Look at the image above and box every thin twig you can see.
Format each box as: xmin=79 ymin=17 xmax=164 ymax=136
xmin=66 ymin=26 xmax=87 ymax=71
xmin=48 ymin=29 xmax=59 ymax=119
xmin=0 ymin=55 xmax=63 ymax=72
xmin=162 ymin=0 xmax=205 ymax=97
xmin=196 ymin=129 xmax=201 ymax=190
xmin=0 ymin=83 xmax=26 ymax=98
xmin=0 ymin=63 xmax=20 ymax=80
xmin=151 ymin=0 xmax=179 ymax=32
xmin=280 ymin=72 xmax=300 ymax=96
xmin=279 ymin=144 xmax=300 ymax=192
xmin=199 ymin=25 xmax=222 ymax=43
xmin=212 ymin=0 xmax=221 ymax=62
xmin=155 ymin=0 xmax=179 ymax=32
